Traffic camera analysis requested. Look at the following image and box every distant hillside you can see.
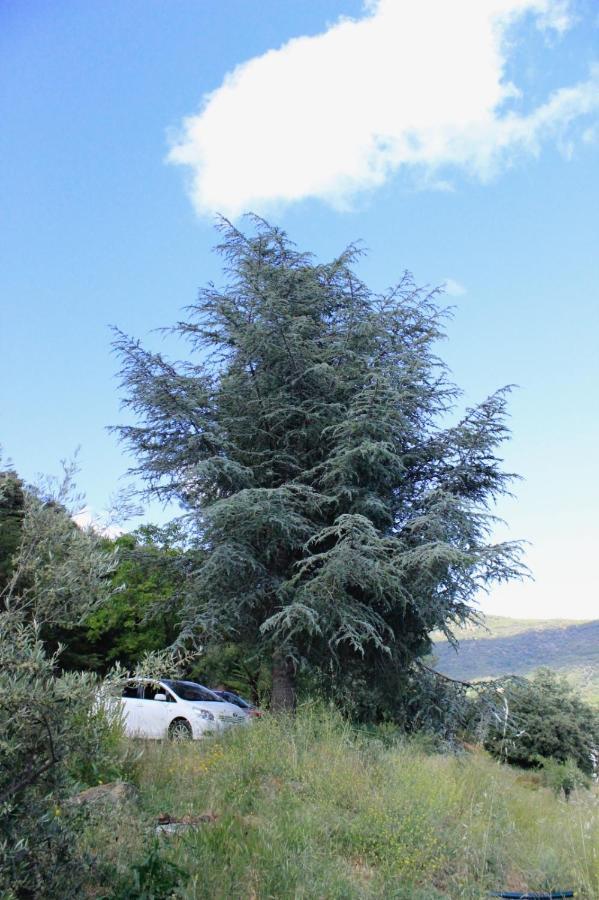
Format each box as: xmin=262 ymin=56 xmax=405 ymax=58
xmin=432 ymin=616 xmax=599 ymax=704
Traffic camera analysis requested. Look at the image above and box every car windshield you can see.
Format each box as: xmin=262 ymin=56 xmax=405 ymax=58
xmin=163 ymin=680 xmax=224 ymax=703
xmin=220 ymin=691 xmax=251 ymax=709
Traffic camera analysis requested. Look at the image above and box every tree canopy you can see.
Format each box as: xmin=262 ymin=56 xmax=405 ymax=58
xmin=81 ymin=525 xmax=183 ymax=671
xmin=0 ymin=470 xmax=25 ymax=594
xmin=115 ymin=217 xmax=523 ymax=709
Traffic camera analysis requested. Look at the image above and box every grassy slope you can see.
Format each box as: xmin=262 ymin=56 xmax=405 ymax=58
xmin=81 ymin=708 xmax=599 ymax=899
xmin=433 ymin=616 xmax=599 ymax=703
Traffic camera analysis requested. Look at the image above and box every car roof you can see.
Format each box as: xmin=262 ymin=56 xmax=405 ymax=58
xmin=124 ymin=677 xmax=222 ymax=701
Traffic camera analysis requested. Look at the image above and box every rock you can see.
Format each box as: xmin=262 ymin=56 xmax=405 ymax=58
xmin=155 ymin=822 xmax=195 ymax=835
xmin=69 ymin=781 xmax=139 ymax=807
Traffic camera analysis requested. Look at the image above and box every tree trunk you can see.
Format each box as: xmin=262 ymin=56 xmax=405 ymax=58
xmin=271 ymin=650 xmax=296 ymax=712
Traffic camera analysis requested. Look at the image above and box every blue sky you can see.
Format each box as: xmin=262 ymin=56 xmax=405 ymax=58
xmin=1 ymin=0 xmax=598 ymax=618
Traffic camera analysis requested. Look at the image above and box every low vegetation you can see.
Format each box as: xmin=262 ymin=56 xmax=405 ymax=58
xmin=68 ymin=707 xmax=599 ymax=899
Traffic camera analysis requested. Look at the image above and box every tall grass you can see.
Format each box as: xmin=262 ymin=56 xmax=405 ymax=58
xmin=79 ymin=703 xmax=599 ymax=899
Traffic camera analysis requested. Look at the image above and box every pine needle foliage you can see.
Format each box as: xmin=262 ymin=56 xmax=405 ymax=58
xmin=114 ymin=217 xmax=523 ymax=707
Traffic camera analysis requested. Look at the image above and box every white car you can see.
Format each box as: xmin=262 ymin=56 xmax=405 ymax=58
xmin=120 ymin=677 xmax=248 ymax=740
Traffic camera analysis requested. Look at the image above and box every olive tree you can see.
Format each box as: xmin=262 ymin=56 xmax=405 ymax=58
xmin=0 ymin=463 xmax=119 ymax=897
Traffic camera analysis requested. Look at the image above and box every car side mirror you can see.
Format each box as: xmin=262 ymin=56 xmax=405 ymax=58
xmin=154 ymin=693 xmax=167 ymax=702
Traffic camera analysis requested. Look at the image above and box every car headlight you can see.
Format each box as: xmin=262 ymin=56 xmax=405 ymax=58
xmin=194 ymin=709 xmax=215 ymax=721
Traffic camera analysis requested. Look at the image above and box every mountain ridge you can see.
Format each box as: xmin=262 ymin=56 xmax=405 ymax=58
xmin=432 ymin=615 xmax=599 ymax=703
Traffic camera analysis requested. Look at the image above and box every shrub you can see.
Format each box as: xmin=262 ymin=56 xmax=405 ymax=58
xmin=0 ymin=462 xmax=129 ymax=897
xmin=112 ymin=839 xmax=189 ymax=899
xmin=0 ymin=615 xmax=98 ymax=896
xmin=539 ymin=756 xmax=591 ymax=799
xmin=485 ymin=668 xmax=599 ymax=775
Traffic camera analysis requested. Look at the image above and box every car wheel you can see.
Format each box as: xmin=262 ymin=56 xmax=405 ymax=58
xmin=168 ymin=718 xmax=193 ymax=741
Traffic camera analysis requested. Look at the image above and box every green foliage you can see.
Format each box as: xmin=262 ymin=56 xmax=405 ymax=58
xmin=8 ymin=467 xmax=117 ymax=628
xmin=0 ymin=470 xmax=25 ymax=594
xmin=0 ymin=460 xmax=185 ymax=679
xmin=189 ymin=641 xmax=271 ymax=705
xmin=538 ymin=756 xmax=591 ymax=799
xmin=83 ymin=526 xmax=184 ymax=671
xmin=114 ymin=217 xmax=524 ymax=708
xmin=42 ymin=523 xmax=187 ymax=674
xmin=0 ymin=462 xmax=131 ymax=897
xmin=0 ymin=614 xmax=135 ymax=897
xmin=485 ymin=668 xmax=599 ymax=775
xmin=113 ymin=839 xmax=189 ymax=899
xmin=66 ymin=696 xmax=140 ymax=788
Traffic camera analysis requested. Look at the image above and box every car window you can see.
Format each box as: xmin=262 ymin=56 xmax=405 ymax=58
xmin=165 ymin=680 xmax=224 ymax=703
xmin=122 ymin=683 xmax=140 ymax=699
xmin=142 ymin=682 xmax=174 ymax=701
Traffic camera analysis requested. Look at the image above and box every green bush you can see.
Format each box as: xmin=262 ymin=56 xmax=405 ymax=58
xmin=112 ymin=839 xmax=189 ymax=899
xmin=539 ymin=756 xmax=591 ymax=799
xmin=0 ymin=616 xmax=97 ymax=896
xmin=66 ymin=693 xmax=140 ymax=789
xmin=485 ymin=668 xmax=599 ymax=775
xmin=0 ymin=462 xmax=131 ymax=897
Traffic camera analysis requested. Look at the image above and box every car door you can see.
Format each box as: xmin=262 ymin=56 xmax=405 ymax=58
xmin=121 ymin=681 xmax=145 ymax=736
xmin=139 ymin=681 xmax=176 ymax=738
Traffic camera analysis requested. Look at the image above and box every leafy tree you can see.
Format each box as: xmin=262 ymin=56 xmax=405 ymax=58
xmin=1 ymin=462 xmax=116 ymax=628
xmin=114 ymin=217 xmax=523 ymax=710
xmin=82 ymin=525 xmax=184 ymax=671
xmin=48 ymin=524 xmax=186 ymax=673
xmin=0 ymin=470 xmax=25 ymax=594
xmin=0 ymin=616 xmax=130 ymax=898
xmin=0 ymin=463 xmax=123 ymax=897
xmin=485 ymin=668 xmax=599 ymax=776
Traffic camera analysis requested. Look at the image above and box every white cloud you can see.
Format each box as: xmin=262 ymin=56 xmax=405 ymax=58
xmin=443 ymin=278 xmax=467 ymax=297
xmin=168 ymin=0 xmax=599 ymax=218
xmin=73 ymin=506 xmax=124 ymax=540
